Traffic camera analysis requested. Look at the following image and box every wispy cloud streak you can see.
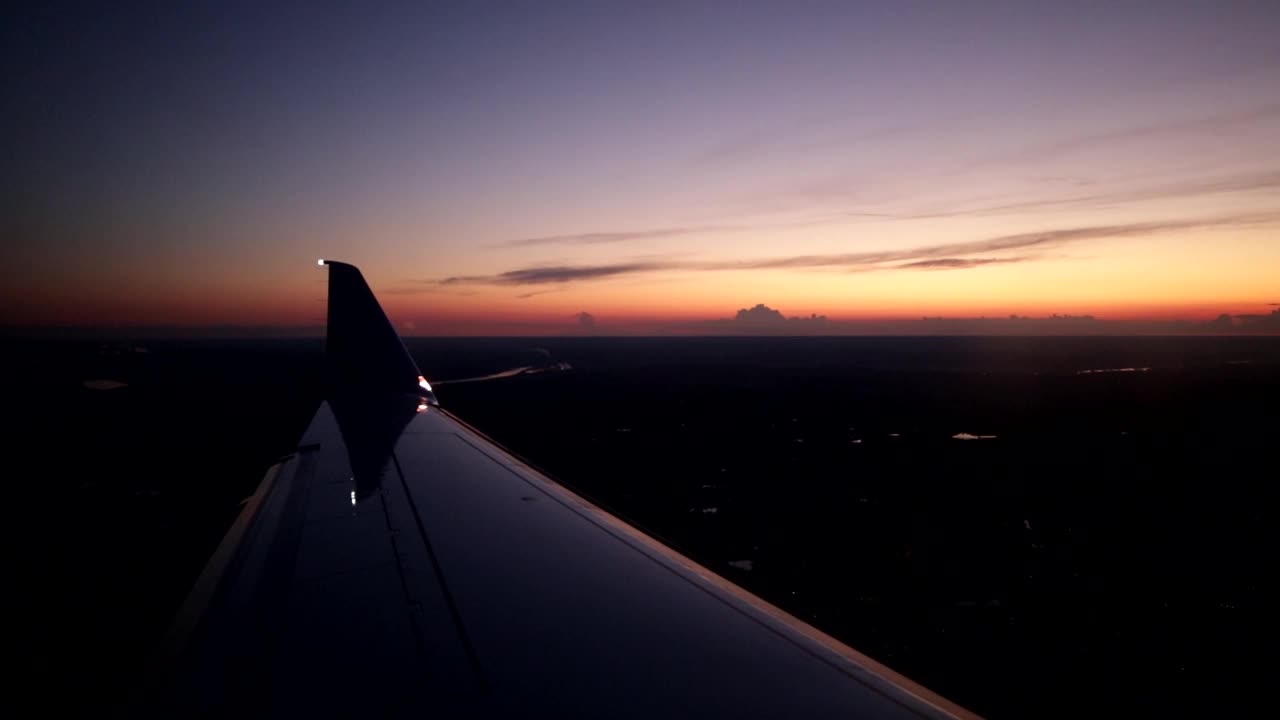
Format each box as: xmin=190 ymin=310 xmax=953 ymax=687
xmin=895 ymin=257 xmax=1029 ymax=270
xmin=499 ymin=226 xmax=728 ymax=248
xmin=441 ymin=262 xmax=673 ymax=286
xmin=966 ymin=104 xmax=1280 ymax=171
xmin=434 ymin=215 xmax=1275 ymax=289
xmin=494 ymin=213 xmax=854 ymax=248
xmin=498 ymin=168 xmax=1280 ymax=253
xmin=904 ymin=170 xmax=1280 ymax=220
xmin=706 ymin=218 xmax=1258 ymax=271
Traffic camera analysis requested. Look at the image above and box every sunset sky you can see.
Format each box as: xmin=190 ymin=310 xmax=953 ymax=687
xmin=4 ymin=1 xmax=1279 ymax=334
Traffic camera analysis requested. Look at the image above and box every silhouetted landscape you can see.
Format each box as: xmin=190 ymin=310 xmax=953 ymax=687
xmin=11 ymin=336 xmax=1276 ymax=718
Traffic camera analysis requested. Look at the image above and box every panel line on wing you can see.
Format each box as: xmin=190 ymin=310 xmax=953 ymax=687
xmin=374 ymin=479 xmax=432 ymax=665
xmin=390 ymin=451 xmax=489 ymax=693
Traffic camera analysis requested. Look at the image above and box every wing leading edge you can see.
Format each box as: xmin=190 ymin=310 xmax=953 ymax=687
xmin=153 ymin=262 xmax=981 ymax=718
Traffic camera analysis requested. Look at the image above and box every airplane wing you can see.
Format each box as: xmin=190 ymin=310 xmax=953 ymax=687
xmin=152 ymin=261 xmax=980 ymax=719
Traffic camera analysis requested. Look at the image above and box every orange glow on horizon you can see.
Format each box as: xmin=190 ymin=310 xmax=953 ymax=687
xmin=4 ymin=278 xmax=1275 ymax=333
xmin=5 ymin=217 xmax=1277 ymax=334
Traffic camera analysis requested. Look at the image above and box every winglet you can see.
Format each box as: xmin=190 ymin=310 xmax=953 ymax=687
xmin=319 ymin=260 xmax=437 ymax=405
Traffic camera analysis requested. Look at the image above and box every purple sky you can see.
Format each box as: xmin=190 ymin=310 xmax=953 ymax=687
xmin=4 ymin=1 xmax=1279 ymax=333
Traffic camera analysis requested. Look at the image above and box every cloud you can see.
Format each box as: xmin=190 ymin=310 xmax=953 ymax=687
xmin=498 ymin=225 xmax=727 ymax=248
xmin=670 ymin=309 xmax=1280 ymax=337
xmin=734 ymin=304 xmax=786 ymax=323
xmin=713 ymin=218 xmax=1252 ymax=271
xmin=895 ymin=257 xmax=1029 ymax=270
xmin=1233 ymin=309 xmax=1280 ymax=330
xmin=576 ymin=311 xmax=595 ymax=328
xmin=967 ymin=104 xmax=1280 ymax=171
xmin=431 ymin=215 xmax=1274 ymax=289
xmin=493 ymin=213 xmax=868 ymax=249
xmin=716 ymin=105 xmax=1280 ymax=222
xmin=493 ymin=213 xmax=854 ymax=248
xmin=905 ymin=170 xmax=1280 ymax=220
xmin=515 ymin=288 xmax=568 ymax=299
xmin=701 ymin=304 xmax=829 ymax=334
xmin=440 ymin=261 xmax=672 ymax=286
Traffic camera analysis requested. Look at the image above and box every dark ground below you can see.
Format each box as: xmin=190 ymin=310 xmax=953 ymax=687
xmin=8 ymin=336 xmax=1276 ymax=718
